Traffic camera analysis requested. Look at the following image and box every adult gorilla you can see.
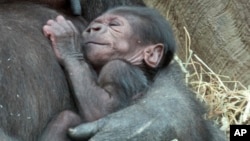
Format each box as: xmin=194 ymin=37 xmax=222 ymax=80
xmin=0 ymin=1 xmax=142 ymax=140
xmin=0 ymin=1 xmax=225 ymax=141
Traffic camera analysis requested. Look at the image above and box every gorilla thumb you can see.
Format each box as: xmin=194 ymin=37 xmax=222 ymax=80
xmin=68 ymin=119 xmax=105 ymax=140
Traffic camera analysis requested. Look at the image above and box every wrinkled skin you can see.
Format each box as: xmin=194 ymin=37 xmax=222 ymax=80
xmin=69 ymin=62 xmax=227 ymax=141
xmin=42 ymin=8 xmax=227 ymax=141
xmin=0 ymin=1 xmax=154 ymax=141
xmin=42 ymin=12 xmax=159 ymax=121
xmin=0 ymin=1 xmax=226 ymax=141
xmin=40 ymin=11 xmax=157 ymax=140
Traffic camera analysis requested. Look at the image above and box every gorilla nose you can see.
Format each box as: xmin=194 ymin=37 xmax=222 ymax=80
xmin=86 ymin=23 xmax=106 ymax=34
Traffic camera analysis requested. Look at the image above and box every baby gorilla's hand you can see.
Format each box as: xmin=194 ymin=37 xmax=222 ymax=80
xmin=43 ymin=15 xmax=82 ymax=65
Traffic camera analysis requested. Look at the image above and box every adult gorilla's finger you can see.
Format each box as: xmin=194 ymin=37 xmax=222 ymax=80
xmin=68 ymin=119 xmax=105 ymax=140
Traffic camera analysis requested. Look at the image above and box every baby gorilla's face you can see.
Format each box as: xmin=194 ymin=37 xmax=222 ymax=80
xmin=82 ymin=13 xmax=143 ymax=69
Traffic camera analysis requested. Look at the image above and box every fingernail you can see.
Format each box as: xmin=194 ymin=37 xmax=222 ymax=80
xmin=69 ymin=128 xmax=76 ymax=133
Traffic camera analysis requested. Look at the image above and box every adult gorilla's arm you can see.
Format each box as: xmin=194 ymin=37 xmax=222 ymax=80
xmin=69 ymin=62 xmax=226 ymax=141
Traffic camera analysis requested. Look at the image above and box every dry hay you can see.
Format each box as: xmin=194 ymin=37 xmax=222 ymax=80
xmin=175 ymin=26 xmax=250 ymax=137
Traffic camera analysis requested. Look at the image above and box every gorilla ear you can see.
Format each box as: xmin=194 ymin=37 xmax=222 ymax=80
xmin=143 ymin=43 xmax=164 ymax=68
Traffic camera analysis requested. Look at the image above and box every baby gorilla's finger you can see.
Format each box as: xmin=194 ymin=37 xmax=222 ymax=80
xmin=56 ymin=15 xmax=66 ymax=23
xmin=46 ymin=19 xmax=56 ymax=26
xmin=42 ymin=25 xmax=56 ymax=39
xmin=42 ymin=25 xmax=50 ymax=37
xmin=55 ymin=15 xmax=73 ymax=34
xmin=67 ymin=20 xmax=78 ymax=34
xmin=46 ymin=21 xmax=66 ymax=36
xmin=47 ymin=18 xmax=64 ymax=31
xmin=43 ymin=26 xmax=58 ymax=45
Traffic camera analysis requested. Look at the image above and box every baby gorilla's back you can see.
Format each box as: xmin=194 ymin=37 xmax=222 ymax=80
xmin=98 ymin=59 xmax=148 ymax=112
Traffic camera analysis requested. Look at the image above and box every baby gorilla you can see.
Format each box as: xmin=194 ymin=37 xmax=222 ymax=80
xmin=41 ymin=6 xmax=175 ymax=141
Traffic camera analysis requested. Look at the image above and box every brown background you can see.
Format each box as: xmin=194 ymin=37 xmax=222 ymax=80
xmin=144 ymin=0 xmax=250 ymax=86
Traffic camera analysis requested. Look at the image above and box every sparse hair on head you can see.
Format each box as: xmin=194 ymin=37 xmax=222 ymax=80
xmin=106 ymin=6 xmax=176 ymax=69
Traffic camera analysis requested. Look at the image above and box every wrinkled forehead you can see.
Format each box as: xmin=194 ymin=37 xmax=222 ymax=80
xmin=104 ymin=9 xmax=141 ymax=25
xmin=94 ymin=13 xmax=126 ymax=22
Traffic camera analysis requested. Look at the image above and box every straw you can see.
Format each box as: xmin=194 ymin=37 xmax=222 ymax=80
xmin=175 ymin=26 xmax=250 ymax=138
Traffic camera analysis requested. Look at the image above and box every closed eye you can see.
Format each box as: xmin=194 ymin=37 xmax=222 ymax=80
xmin=109 ymin=21 xmax=120 ymax=26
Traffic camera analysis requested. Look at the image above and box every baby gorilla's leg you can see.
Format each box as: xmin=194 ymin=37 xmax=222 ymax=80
xmin=39 ymin=110 xmax=82 ymax=141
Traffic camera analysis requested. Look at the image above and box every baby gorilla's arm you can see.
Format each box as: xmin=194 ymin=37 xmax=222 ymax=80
xmin=43 ymin=16 xmax=147 ymax=122
xmin=43 ymin=15 xmax=111 ymax=121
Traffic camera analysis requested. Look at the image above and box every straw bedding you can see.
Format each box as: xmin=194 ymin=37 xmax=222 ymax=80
xmin=175 ymin=27 xmax=250 ymax=137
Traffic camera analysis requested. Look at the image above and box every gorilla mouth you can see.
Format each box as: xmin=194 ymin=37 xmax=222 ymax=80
xmin=85 ymin=41 xmax=109 ymax=46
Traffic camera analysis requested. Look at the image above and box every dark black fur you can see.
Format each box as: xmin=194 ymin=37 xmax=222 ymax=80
xmin=0 ymin=1 xmax=146 ymax=141
xmin=98 ymin=59 xmax=148 ymax=111
xmin=0 ymin=3 xmax=79 ymax=141
xmin=81 ymin=0 xmax=145 ymax=21
xmin=0 ymin=1 xmax=227 ymax=141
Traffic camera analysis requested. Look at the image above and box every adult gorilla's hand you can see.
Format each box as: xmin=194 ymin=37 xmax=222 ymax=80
xmin=69 ymin=103 xmax=167 ymax=141
xmin=68 ymin=63 xmax=190 ymax=141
